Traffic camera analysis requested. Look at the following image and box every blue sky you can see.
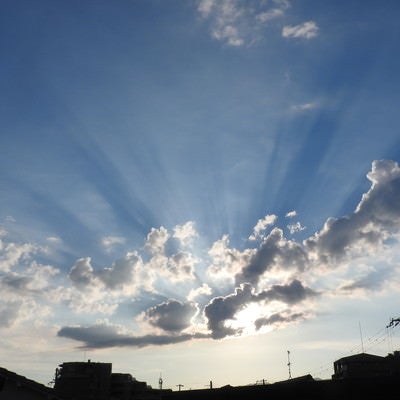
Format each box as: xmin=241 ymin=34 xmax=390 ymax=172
xmin=1 ymin=0 xmax=400 ymax=388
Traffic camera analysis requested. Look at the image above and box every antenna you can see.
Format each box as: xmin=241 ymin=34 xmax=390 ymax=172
xmin=159 ymin=374 xmax=163 ymax=390
xmin=287 ymin=350 xmax=292 ymax=380
xmin=359 ymin=321 xmax=365 ymax=353
xmin=176 ymin=384 xmax=184 ymax=391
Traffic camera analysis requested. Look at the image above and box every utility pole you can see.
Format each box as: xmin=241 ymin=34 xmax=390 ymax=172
xmin=176 ymin=384 xmax=184 ymax=391
xmin=287 ymin=350 xmax=292 ymax=380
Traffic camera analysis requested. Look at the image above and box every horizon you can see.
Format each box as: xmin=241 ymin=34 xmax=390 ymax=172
xmin=1 ymin=0 xmax=400 ymax=390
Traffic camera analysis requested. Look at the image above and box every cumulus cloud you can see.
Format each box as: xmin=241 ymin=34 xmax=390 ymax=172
xmin=173 ymin=221 xmax=198 ymax=247
xmin=187 ymin=283 xmax=212 ymax=301
xmin=237 ymin=228 xmax=307 ymax=285
xmin=207 ymin=235 xmax=254 ymax=281
xmin=0 ymin=239 xmax=38 ymax=272
xmin=255 ymin=279 xmax=317 ymax=304
xmin=69 ymin=252 xmax=142 ymax=291
xmin=249 ymin=214 xmax=277 ymax=240
xmin=282 ymin=21 xmax=319 ymax=39
xmin=204 ymin=283 xmax=254 ymax=339
xmin=144 ymin=299 xmax=198 ymax=332
xmin=197 ymin=0 xmax=289 ymax=46
xmin=69 ymin=257 xmax=98 ymax=289
xmin=4 ymin=160 xmax=400 ymax=351
xmin=145 ymin=227 xmax=169 ymax=255
xmin=204 ymin=280 xmax=315 ymax=339
xmin=305 ymin=160 xmax=400 ymax=265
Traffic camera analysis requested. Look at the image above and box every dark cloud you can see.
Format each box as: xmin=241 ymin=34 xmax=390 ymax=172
xmin=69 ymin=253 xmax=140 ymax=290
xmin=1 ymin=273 xmax=32 ymax=292
xmin=97 ymin=253 xmax=140 ymax=289
xmin=339 ymin=267 xmax=392 ymax=292
xmin=145 ymin=299 xmax=198 ymax=332
xmin=166 ymin=252 xmax=196 ymax=279
xmin=255 ymin=279 xmax=317 ymax=304
xmin=57 ymin=323 xmax=208 ymax=349
xmin=255 ymin=312 xmax=305 ymax=330
xmin=236 ymin=228 xmax=307 ymax=285
xmin=69 ymin=258 xmax=96 ymax=289
xmin=204 ymin=280 xmax=315 ymax=339
xmin=305 ymin=160 xmax=400 ymax=264
xmin=204 ymin=283 xmax=254 ymax=339
xmin=0 ymin=301 xmax=21 ymax=328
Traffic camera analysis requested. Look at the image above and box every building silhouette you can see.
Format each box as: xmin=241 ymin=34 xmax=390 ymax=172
xmin=1 ymin=351 xmax=400 ymax=400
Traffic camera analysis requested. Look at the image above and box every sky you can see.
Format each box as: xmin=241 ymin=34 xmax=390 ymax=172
xmin=1 ymin=0 xmax=400 ymax=389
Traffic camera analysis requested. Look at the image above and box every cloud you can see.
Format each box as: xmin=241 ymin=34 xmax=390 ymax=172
xmin=255 ymin=279 xmax=317 ymax=304
xmin=143 ymin=299 xmax=198 ymax=332
xmin=173 ymin=221 xmax=198 ymax=247
xmin=197 ymin=0 xmax=289 ymax=46
xmin=167 ymin=252 xmax=197 ymax=281
xmin=0 ymin=301 xmax=22 ymax=328
xmin=207 ymin=235 xmax=254 ymax=281
xmin=255 ymin=311 xmax=305 ymax=330
xmin=287 ymin=221 xmax=306 ymax=234
xmin=282 ymin=21 xmax=319 ymax=39
xmin=204 ymin=280 xmax=315 ymax=339
xmin=249 ymin=214 xmax=277 ymax=240
xmin=5 ymin=160 xmax=400 ymax=351
xmin=187 ymin=283 xmax=212 ymax=301
xmin=236 ymin=228 xmax=307 ymax=285
xmin=46 ymin=236 xmax=62 ymax=243
xmin=204 ymin=283 xmax=254 ymax=339
xmin=339 ymin=267 xmax=392 ymax=293
xmin=0 ymin=239 xmax=38 ymax=272
xmin=305 ymin=160 xmax=400 ymax=265
xmin=101 ymin=236 xmax=126 ymax=252
xmin=57 ymin=322 xmax=208 ymax=349
xmin=69 ymin=257 xmax=98 ymax=289
xmin=291 ymin=102 xmax=317 ymax=112
xmin=145 ymin=227 xmax=169 ymax=255
xmin=69 ymin=252 xmax=142 ymax=291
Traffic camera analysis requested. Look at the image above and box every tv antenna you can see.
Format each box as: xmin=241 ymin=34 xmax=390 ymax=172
xmin=358 ymin=321 xmax=365 ymax=353
xmin=159 ymin=373 xmax=163 ymax=390
xmin=287 ymin=350 xmax=292 ymax=380
xmin=387 ymin=317 xmax=400 ymax=328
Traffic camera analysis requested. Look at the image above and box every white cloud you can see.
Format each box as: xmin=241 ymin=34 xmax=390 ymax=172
xmin=197 ymin=0 xmax=289 ymax=46
xmin=46 ymin=236 xmax=62 ymax=243
xmin=101 ymin=236 xmax=126 ymax=252
xmin=3 ymin=160 xmax=400 ymax=352
xmin=0 ymin=239 xmax=39 ymax=272
xmin=145 ymin=227 xmax=169 ymax=255
xmin=187 ymin=283 xmax=213 ymax=301
xmin=291 ymin=102 xmax=317 ymax=112
xmin=249 ymin=214 xmax=277 ymax=240
xmin=282 ymin=21 xmax=319 ymax=39
xmin=287 ymin=221 xmax=306 ymax=234
xmin=173 ymin=221 xmax=198 ymax=247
